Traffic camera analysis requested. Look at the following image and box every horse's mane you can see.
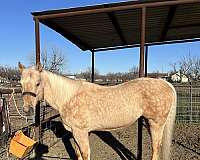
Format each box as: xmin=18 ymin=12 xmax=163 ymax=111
xmin=43 ymin=69 xmax=78 ymax=83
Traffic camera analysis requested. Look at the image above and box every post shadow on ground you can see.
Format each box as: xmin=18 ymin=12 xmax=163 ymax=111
xmin=38 ymin=121 xmax=136 ymax=160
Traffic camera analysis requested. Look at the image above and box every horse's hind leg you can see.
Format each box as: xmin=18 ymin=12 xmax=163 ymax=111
xmin=73 ymin=128 xmax=90 ymax=160
xmin=74 ymin=142 xmax=83 ymax=160
xmin=149 ymin=120 xmax=165 ymax=160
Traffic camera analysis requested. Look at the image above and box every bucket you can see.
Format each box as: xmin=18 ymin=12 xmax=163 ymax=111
xmin=9 ymin=130 xmax=37 ymax=159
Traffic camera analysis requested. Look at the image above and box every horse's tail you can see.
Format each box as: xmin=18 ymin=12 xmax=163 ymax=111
xmin=161 ymin=82 xmax=177 ymax=160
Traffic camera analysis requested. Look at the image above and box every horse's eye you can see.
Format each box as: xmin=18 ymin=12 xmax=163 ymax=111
xmin=36 ymin=83 xmax=40 ymax=87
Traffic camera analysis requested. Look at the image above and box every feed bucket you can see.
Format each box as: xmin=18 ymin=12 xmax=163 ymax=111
xmin=9 ymin=130 xmax=37 ymax=159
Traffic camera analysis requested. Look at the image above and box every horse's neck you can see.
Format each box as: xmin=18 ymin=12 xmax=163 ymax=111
xmin=41 ymin=71 xmax=81 ymax=111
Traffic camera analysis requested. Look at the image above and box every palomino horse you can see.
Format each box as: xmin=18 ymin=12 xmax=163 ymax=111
xmin=18 ymin=63 xmax=176 ymax=160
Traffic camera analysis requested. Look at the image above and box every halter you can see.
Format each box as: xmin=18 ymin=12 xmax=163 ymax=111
xmin=22 ymin=91 xmax=37 ymax=97
xmin=22 ymin=87 xmax=45 ymax=101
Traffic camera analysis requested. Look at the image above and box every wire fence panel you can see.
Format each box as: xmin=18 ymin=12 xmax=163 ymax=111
xmin=40 ymin=104 xmax=61 ymax=148
xmin=0 ymin=88 xmax=36 ymax=159
xmin=174 ymin=83 xmax=200 ymax=123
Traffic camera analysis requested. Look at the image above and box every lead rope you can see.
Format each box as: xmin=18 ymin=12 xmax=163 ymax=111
xmin=7 ymin=88 xmax=36 ymax=159
xmin=9 ymin=88 xmax=28 ymax=122
xmin=7 ymin=88 xmax=28 ymax=160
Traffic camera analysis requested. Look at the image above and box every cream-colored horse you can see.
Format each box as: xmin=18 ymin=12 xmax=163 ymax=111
xmin=18 ymin=63 xmax=176 ymax=160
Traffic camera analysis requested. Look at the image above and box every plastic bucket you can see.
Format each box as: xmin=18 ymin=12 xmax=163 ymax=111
xmin=9 ymin=131 xmax=36 ymax=159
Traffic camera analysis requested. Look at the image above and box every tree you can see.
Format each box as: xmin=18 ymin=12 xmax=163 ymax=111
xmin=170 ymin=54 xmax=200 ymax=81
xmin=29 ymin=47 xmax=66 ymax=73
xmin=191 ymin=56 xmax=200 ymax=80
xmin=128 ymin=66 xmax=139 ymax=80
xmin=0 ymin=66 xmax=20 ymax=81
xmin=76 ymin=67 xmax=99 ymax=81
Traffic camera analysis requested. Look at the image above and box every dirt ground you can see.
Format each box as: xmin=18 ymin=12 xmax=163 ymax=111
xmin=41 ymin=122 xmax=200 ymax=160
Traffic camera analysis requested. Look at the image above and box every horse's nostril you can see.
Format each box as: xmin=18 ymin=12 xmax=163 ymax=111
xmin=28 ymin=107 xmax=34 ymax=115
xmin=23 ymin=106 xmax=34 ymax=116
xmin=23 ymin=107 xmax=30 ymax=113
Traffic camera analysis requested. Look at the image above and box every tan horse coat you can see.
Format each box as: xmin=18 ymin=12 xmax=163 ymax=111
xmin=19 ymin=64 xmax=176 ymax=160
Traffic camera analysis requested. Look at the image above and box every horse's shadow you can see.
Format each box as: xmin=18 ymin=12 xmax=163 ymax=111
xmin=93 ymin=131 xmax=136 ymax=160
xmin=43 ymin=121 xmax=136 ymax=160
xmin=43 ymin=121 xmax=77 ymax=159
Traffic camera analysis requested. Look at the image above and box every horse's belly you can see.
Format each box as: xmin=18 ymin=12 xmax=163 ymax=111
xmin=89 ymin=105 xmax=142 ymax=131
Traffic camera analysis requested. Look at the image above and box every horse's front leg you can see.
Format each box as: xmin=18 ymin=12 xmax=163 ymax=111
xmin=63 ymin=124 xmax=82 ymax=160
xmin=73 ymin=128 xmax=90 ymax=160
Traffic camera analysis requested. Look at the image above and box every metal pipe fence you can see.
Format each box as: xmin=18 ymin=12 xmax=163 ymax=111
xmin=173 ymin=83 xmax=200 ymax=123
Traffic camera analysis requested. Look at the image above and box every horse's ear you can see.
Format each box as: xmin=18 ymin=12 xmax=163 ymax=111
xmin=18 ymin=62 xmax=25 ymax=73
xmin=36 ymin=63 xmax=43 ymax=72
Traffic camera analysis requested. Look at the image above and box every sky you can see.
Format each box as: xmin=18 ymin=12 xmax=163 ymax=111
xmin=0 ymin=0 xmax=199 ymax=74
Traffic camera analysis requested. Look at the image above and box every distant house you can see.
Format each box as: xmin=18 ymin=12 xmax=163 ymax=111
xmin=170 ymin=72 xmax=189 ymax=83
xmin=0 ymin=77 xmax=7 ymax=83
xmin=63 ymin=74 xmax=76 ymax=79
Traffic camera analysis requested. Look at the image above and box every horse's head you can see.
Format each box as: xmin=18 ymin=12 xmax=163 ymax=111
xmin=18 ymin=62 xmax=44 ymax=115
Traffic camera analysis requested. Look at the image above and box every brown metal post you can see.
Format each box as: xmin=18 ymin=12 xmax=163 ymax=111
xmin=139 ymin=7 xmax=146 ymax=77
xmin=145 ymin=45 xmax=148 ymax=77
xmin=34 ymin=18 xmax=41 ymax=143
xmin=91 ymin=50 xmax=95 ymax=83
xmin=35 ymin=18 xmax=41 ymax=64
xmin=138 ymin=6 xmax=146 ymax=160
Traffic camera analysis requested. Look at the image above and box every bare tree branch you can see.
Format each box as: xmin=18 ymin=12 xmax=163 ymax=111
xmin=28 ymin=47 xmax=66 ymax=73
xmin=170 ymin=54 xmax=200 ymax=81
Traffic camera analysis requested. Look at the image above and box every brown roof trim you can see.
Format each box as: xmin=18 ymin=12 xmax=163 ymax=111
xmin=32 ymin=0 xmax=200 ymax=20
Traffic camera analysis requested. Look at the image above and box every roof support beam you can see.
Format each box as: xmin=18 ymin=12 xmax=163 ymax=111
xmin=42 ymin=20 xmax=92 ymax=51
xmin=160 ymin=5 xmax=177 ymax=41
xmin=107 ymin=11 xmax=127 ymax=45
xmin=170 ymin=23 xmax=200 ymax=29
xmin=94 ymin=38 xmax=200 ymax=52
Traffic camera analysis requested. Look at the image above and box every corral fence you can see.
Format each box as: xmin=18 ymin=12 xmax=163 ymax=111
xmin=173 ymin=82 xmax=200 ymax=123
xmin=0 ymin=82 xmax=199 ymax=159
xmin=0 ymin=87 xmax=61 ymax=159
xmin=0 ymin=87 xmax=36 ymax=159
